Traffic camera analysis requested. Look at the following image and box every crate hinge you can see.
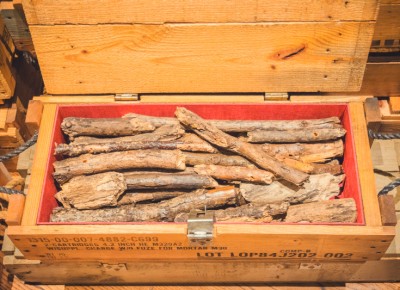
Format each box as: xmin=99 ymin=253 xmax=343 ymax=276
xmin=187 ymin=209 xmax=215 ymax=246
xmin=114 ymin=93 xmax=140 ymax=102
xmin=264 ymin=92 xmax=289 ymax=101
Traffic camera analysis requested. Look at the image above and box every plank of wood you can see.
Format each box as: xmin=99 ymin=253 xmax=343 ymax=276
xmin=371 ymin=140 xmax=399 ymax=172
xmin=0 ymin=107 xmax=7 ymax=130
xmin=389 ymin=97 xmax=400 ymax=113
xmin=29 ymin=22 xmax=374 ymax=94
xmin=359 ymin=63 xmax=400 ymax=96
xmin=24 ymin=100 xmax=43 ymax=135
xmin=2 ymin=235 xmax=16 ymax=256
xmin=0 ymin=37 xmax=15 ymax=99
xmin=0 ymin=162 xmax=12 ymax=186
xmin=21 ymin=104 xmax=56 ymax=226
xmin=371 ymin=4 xmax=400 ymax=52
xmin=21 ymin=0 xmax=378 ymax=25
xmin=11 ymin=276 xmax=64 ymax=290
xmin=6 ymin=194 xmax=25 ymax=226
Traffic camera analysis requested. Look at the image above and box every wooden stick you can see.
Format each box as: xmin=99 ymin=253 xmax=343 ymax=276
xmin=183 ymin=152 xmax=254 ymax=167
xmin=55 ymin=171 xmax=218 ymax=209
xmin=177 ymin=133 xmax=218 ymax=153
xmin=244 ymin=128 xmax=346 ymax=143
xmin=282 ymin=158 xmax=343 ymax=175
xmin=53 ymin=149 xmax=186 ymax=184
xmin=261 ymin=140 xmax=343 ymax=163
xmin=174 ymin=202 xmax=290 ymax=222
xmin=240 ymin=173 xmax=344 ymax=205
xmin=175 ymin=107 xmax=309 ymax=185
xmin=124 ymin=113 xmax=341 ymax=132
xmin=50 ymin=186 xmax=238 ymax=222
xmin=285 ymin=198 xmax=357 ymax=223
xmin=194 ymin=164 xmax=274 ymax=184
xmin=118 ymin=190 xmax=188 ymax=205
xmin=61 ymin=117 xmax=155 ymax=139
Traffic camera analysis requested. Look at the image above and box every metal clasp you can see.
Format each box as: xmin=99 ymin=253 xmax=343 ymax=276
xmin=114 ymin=93 xmax=139 ymax=102
xmin=187 ymin=209 xmax=215 ymax=246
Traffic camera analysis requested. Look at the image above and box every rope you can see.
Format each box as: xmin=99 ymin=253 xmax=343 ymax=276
xmin=378 ymin=179 xmax=400 ymax=196
xmin=0 ymin=187 xmax=25 ymax=195
xmin=0 ymin=131 xmax=38 ymax=162
xmin=368 ymin=129 xmax=400 ymax=140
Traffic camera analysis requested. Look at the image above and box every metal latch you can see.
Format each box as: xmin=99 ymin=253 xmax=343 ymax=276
xmin=187 ymin=209 xmax=215 ymax=246
xmin=114 ymin=93 xmax=139 ymax=102
xmin=264 ymin=92 xmax=289 ymax=101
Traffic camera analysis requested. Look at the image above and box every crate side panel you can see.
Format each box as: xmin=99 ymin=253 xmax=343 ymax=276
xmin=29 ymin=22 xmax=373 ymax=95
xmin=21 ymin=0 xmax=378 ymax=25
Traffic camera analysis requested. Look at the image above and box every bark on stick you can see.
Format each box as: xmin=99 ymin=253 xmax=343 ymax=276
xmin=183 ymin=152 xmax=254 ymax=167
xmin=53 ymin=149 xmax=186 ymax=184
xmin=175 ymin=107 xmax=309 ymax=185
xmin=285 ymin=198 xmax=357 ymax=223
xmin=118 ymin=190 xmax=188 ymax=205
xmin=61 ymin=117 xmax=155 ymax=139
xmin=50 ymin=186 xmax=238 ymax=222
xmin=55 ymin=171 xmax=217 ymax=209
xmin=174 ymin=202 xmax=290 ymax=222
xmin=261 ymin=140 xmax=343 ymax=163
xmin=282 ymin=158 xmax=343 ymax=175
xmin=124 ymin=113 xmax=341 ymax=132
xmin=194 ymin=164 xmax=274 ymax=184
xmin=245 ymin=128 xmax=346 ymax=143
xmin=240 ymin=173 xmax=344 ymax=205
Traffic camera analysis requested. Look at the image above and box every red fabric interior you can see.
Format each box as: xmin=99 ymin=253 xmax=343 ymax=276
xmin=37 ymin=103 xmax=364 ymax=225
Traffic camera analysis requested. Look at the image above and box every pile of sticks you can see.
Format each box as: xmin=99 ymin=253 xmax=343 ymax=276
xmin=50 ymin=107 xmax=357 ymax=223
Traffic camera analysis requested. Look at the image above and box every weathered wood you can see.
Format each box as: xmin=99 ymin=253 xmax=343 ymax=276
xmin=176 ymin=134 xmax=218 ymax=153
xmin=124 ymin=113 xmax=341 ymax=132
xmin=194 ymin=164 xmax=273 ymax=184
xmin=53 ymin=149 xmax=186 ymax=184
xmin=174 ymin=202 xmax=290 ymax=223
xmin=175 ymin=107 xmax=309 ymax=185
xmin=285 ymin=198 xmax=357 ymax=223
xmin=240 ymin=174 xmax=344 ymax=205
xmin=118 ymin=190 xmax=187 ymax=205
xmin=55 ymin=171 xmax=217 ymax=209
xmin=50 ymin=186 xmax=238 ymax=222
xmin=183 ymin=152 xmax=254 ymax=167
xmin=61 ymin=117 xmax=155 ymax=139
xmin=245 ymin=128 xmax=346 ymax=143
xmin=282 ymin=158 xmax=343 ymax=175
xmin=124 ymin=172 xmax=218 ymax=190
xmin=55 ymin=172 xmax=127 ymax=210
xmin=261 ymin=140 xmax=344 ymax=163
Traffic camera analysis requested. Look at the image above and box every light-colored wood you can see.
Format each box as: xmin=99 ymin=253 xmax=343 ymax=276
xmin=21 ymin=104 xmax=56 ymax=226
xmin=0 ymin=107 xmax=8 ymax=130
xmin=0 ymin=162 xmax=12 ymax=186
xmin=389 ymin=97 xmax=400 ymax=113
xmin=290 ymin=95 xmax=372 ymax=103
xmin=371 ymin=4 xmax=400 ymax=52
xmin=379 ymin=100 xmax=400 ymax=121
xmin=21 ymin=0 xmax=378 ymax=25
xmin=29 ymin=22 xmax=374 ymax=94
xmin=0 ymin=37 xmax=15 ymax=99
xmin=6 ymin=195 xmax=25 ymax=226
xmin=371 ymin=140 xmax=399 ymax=172
xmin=359 ymin=63 xmax=400 ymax=96
xmin=349 ymin=102 xmax=382 ymax=227
xmin=11 ymin=276 xmax=65 ymax=290
xmin=2 ymin=234 xmax=16 ymax=255
xmin=25 ymin=100 xmax=43 ymax=135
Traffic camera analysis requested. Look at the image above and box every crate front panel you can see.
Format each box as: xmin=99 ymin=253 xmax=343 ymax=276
xmin=29 ymin=22 xmax=374 ymax=94
xmin=37 ymin=103 xmax=363 ymax=224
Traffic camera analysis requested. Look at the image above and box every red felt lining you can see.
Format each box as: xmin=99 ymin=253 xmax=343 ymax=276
xmin=37 ymin=103 xmax=364 ymax=226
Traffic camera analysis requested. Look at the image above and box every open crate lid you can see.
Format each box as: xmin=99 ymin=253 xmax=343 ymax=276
xmin=23 ymin=0 xmax=377 ymax=95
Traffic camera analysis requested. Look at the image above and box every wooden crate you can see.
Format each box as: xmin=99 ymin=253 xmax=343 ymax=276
xmin=3 ymin=0 xmax=396 ymax=284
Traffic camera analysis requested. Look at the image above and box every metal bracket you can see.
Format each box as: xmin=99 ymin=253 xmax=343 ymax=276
xmin=187 ymin=209 xmax=215 ymax=246
xmin=114 ymin=93 xmax=140 ymax=102
xmin=264 ymin=92 xmax=289 ymax=101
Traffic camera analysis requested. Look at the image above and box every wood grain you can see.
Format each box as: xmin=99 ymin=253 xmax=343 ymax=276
xmin=21 ymin=0 xmax=378 ymax=25
xmin=371 ymin=4 xmax=400 ymax=52
xmin=29 ymin=22 xmax=374 ymax=94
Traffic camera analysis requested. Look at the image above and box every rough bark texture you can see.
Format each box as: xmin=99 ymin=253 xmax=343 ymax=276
xmin=174 ymin=202 xmax=290 ymax=222
xmin=183 ymin=152 xmax=254 ymax=167
xmin=124 ymin=172 xmax=218 ymax=189
xmin=240 ymin=173 xmax=344 ymax=205
xmin=175 ymin=107 xmax=308 ymax=185
xmin=245 ymin=128 xmax=346 ymax=143
xmin=61 ymin=117 xmax=155 ymax=139
xmin=261 ymin=140 xmax=343 ymax=163
xmin=194 ymin=164 xmax=273 ymax=184
xmin=53 ymin=149 xmax=186 ymax=184
xmin=285 ymin=198 xmax=357 ymax=223
xmin=177 ymin=134 xmax=218 ymax=153
xmin=50 ymin=186 xmax=238 ymax=222
xmin=55 ymin=172 xmax=127 ymax=210
xmin=282 ymin=158 xmax=343 ymax=175
xmin=123 ymin=113 xmax=341 ymax=132
xmin=118 ymin=190 xmax=187 ymax=205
